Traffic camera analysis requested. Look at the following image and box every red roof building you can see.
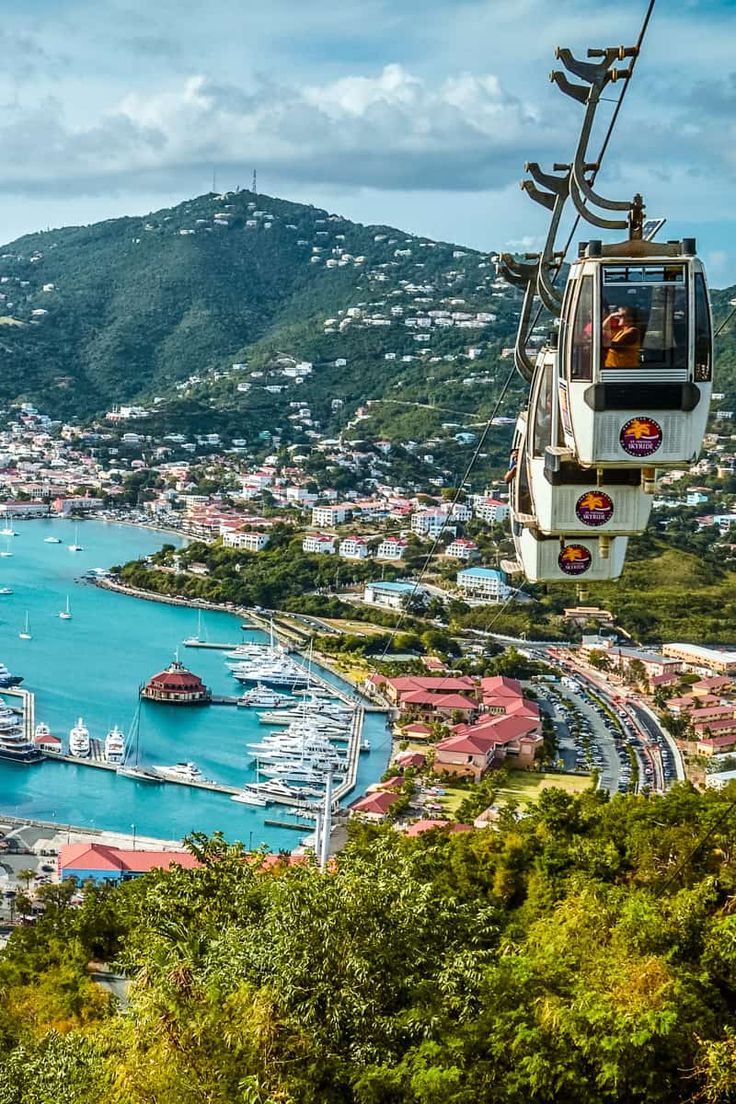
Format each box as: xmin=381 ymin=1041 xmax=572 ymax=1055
xmin=350 ymin=791 xmax=401 ymax=820
xmin=59 ymin=842 xmax=199 ymax=882
xmin=141 ymin=658 xmax=211 ymax=704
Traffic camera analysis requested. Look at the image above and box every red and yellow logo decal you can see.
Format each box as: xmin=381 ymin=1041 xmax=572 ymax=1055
xmin=619 ymin=416 xmax=662 ymax=458
xmin=575 ymin=490 xmax=614 ymax=527
xmin=558 ymin=544 xmax=592 ymax=576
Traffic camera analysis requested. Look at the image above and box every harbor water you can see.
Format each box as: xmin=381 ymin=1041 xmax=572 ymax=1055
xmin=0 ymin=520 xmax=391 ymax=849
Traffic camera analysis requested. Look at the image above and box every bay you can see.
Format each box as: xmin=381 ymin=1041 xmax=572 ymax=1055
xmin=0 ymin=519 xmax=391 ymax=850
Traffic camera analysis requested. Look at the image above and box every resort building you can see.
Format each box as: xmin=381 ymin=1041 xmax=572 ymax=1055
xmin=456 ymin=566 xmax=510 ymax=601
xmin=472 ymin=497 xmax=509 ymax=523
xmin=445 ymin=538 xmax=478 ymax=560
xmin=311 ymin=504 xmax=351 ymax=527
xmin=662 ymin=644 xmax=736 ymax=675
xmin=339 ymin=536 xmax=370 ymax=560
xmin=221 ymin=530 xmax=270 ymax=552
xmin=302 ymin=533 xmax=337 ymax=554
xmin=375 ymin=537 xmax=408 ymax=561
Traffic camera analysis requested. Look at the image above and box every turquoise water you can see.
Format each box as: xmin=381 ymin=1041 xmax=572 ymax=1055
xmin=0 ymin=520 xmax=391 ymax=849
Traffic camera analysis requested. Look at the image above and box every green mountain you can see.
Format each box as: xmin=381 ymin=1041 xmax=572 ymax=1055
xmin=0 ymin=191 xmax=524 ymax=446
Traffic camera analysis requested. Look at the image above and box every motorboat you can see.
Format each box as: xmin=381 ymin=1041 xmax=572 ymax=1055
xmin=44 ymin=536 xmax=62 ymax=544
xmin=152 ymin=761 xmax=212 ymax=784
xmin=230 ymin=787 xmax=268 ymax=806
xmin=0 ymin=587 xmax=12 ymax=595
xmin=104 ymin=726 xmax=126 ymax=765
xmin=69 ymin=717 xmax=90 ymax=758
xmin=236 ymin=684 xmax=293 ymax=708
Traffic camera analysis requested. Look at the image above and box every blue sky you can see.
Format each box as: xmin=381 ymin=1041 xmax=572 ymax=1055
xmin=1 ymin=0 xmax=736 ymax=282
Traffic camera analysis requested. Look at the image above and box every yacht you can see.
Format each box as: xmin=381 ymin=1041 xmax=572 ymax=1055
xmin=0 ymin=587 xmax=12 ymax=595
xmin=0 ymin=664 xmax=23 ymax=688
xmin=257 ymin=762 xmax=338 ymax=784
xmin=229 ymin=658 xmax=310 ymax=688
xmin=152 ymin=761 xmax=212 ymax=784
xmin=69 ymin=717 xmax=91 ymax=758
xmin=104 ymin=726 xmax=125 ymax=765
xmin=246 ymin=779 xmax=321 ymax=801
xmin=117 ymin=764 xmax=163 ymax=783
xmin=44 ymin=536 xmax=62 ymax=544
xmin=0 ymin=527 xmax=17 ymax=537
xmin=230 ymin=786 xmax=268 ymax=807
xmin=236 ymin=684 xmax=293 ymax=709
xmin=59 ymin=596 xmax=72 ymax=620
xmin=0 ymin=706 xmax=43 ymax=763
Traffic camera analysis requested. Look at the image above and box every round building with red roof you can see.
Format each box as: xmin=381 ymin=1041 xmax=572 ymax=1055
xmin=141 ymin=658 xmax=212 ymax=705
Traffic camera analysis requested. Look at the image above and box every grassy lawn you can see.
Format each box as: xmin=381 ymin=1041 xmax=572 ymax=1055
xmin=322 ymin=619 xmax=388 ymax=636
xmin=436 ymin=772 xmax=591 ymax=816
xmin=497 ymin=771 xmax=592 ymax=805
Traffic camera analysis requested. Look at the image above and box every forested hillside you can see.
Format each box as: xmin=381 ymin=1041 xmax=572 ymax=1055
xmin=5 ymin=787 xmax=736 ymax=1103
xmin=0 ymin=190 xmax=523 ymax=436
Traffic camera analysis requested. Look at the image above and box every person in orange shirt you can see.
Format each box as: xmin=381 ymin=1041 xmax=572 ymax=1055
xmin=602 ymin=306 xmax=640 ymax=368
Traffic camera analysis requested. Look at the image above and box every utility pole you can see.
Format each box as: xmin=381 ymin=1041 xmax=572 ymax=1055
xmin=319 ymin=771 xmax=333 ymax=872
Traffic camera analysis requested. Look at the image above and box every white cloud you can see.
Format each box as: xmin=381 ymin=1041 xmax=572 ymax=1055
xmin=0 ymin=65 xmax=561 ymax=196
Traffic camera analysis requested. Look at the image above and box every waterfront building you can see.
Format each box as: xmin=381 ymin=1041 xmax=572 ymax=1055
xmin=141 ymin=659 xmax=212 ymax=705
xmin=221 ymin=530 xmax=270 ymax=552
xmin=59 ymin=842 xmax=199 ymax=883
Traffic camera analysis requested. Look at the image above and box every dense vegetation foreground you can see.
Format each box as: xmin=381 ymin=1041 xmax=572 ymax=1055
xmin=6 ymin=785 xmax=736 ymax=1102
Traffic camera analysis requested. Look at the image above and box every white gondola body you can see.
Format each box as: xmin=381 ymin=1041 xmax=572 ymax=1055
xmin=558 ymin=243 xmax=713 ymax=469
xmin=512 ymin=526 xmax=629 ymax=584
xmin=517 ymin=350 xmax=654 ymax=539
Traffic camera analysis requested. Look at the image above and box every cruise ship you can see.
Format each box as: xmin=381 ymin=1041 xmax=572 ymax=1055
xmin=0 ymin=705 xmax=43 ymax=763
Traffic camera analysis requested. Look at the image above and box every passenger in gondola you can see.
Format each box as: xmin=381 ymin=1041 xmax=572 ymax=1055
xmin=504 ymin=448 xmax=519 ymax=483
xmin=602 ymin=306 xmax=641 ymax=368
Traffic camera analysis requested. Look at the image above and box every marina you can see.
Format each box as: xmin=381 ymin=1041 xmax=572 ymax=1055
xmin=0 ymin=519 xmax=390 ymax=846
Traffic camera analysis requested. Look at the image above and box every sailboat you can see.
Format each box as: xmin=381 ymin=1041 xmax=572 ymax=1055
xmin=116 ymin=705 xmax=162 ymax=783
xmin=183 ymin=609 xmax=206 ymax=646
xmin=0 ymin=538 xmax=13 ymax=558
xmin=68 ymin=525 xmax=83 ymax=552
xmin=59 ymin=596 xmax=72 ymax=620
xmin=0 ymin=525 xmax=17 ymax=537
xmin=19 ymin=612 xmax=31 ymax=640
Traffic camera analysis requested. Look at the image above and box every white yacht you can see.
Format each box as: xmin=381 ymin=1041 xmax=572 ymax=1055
xmin=230 ymin=786 xmax=268 ymax=807
xmin=152 ymin=761 xmax=212 ymax=784
xmin=0 ymin=587 xmax=12 ymax=596
xmin=44 ymin=536 xmax=62 ymax=544
xmin=229 ymin=658 xmax=310 ymax=688
xmin=246 ymin=778 xmax=321 ymax=801
xmin=0 ymin=527 xmax=17 ymax=537
xmin=104 ymin=726 xmax=125 ymax=765
xmin=0 ymin=706 xmax=43 ymax=763
xmin=236 ymin=684 xmax=293 ymax=709
xmin=69 ymin=717 xmax=90 ymax=758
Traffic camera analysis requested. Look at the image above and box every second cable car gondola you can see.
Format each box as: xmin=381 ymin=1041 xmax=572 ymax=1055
xmin=554 ymin=233 xmax=713 ymax=472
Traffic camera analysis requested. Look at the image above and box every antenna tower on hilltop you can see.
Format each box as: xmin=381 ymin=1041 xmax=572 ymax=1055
xmin=251 ymin=169 xmax=257 ymax=195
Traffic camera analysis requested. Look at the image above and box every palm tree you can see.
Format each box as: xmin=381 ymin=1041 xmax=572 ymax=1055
xmin=16 ymin=868 xmax=35 ymax=892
